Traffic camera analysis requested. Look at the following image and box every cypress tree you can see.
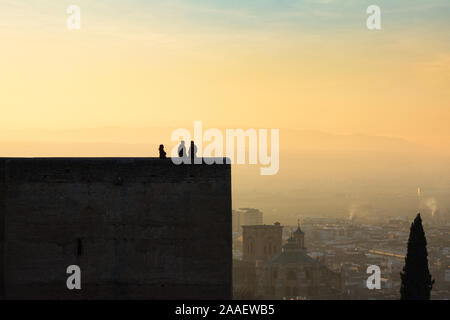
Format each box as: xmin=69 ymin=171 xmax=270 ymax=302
xmin=400 ymin=213 xmax=434 ymax=299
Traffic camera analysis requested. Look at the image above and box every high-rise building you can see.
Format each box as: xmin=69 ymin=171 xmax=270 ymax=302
xmin=239 ymin=208 xmax=263 ymax=227
xmin=233 ymin=208 xmax=263 ymax=234
xmin=232 ymin=210 xmax=241 ymax=233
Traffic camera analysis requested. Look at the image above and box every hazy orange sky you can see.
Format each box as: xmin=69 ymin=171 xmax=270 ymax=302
xmin=1 ymin=0 xmax=449 ymax=152
xmin=1 ymin=1 xmax=450 ymax=221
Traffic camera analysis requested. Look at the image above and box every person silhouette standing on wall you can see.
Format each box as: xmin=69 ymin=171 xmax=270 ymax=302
xmin=189 ymin=140 xmax=197 ymax=164
xmin=178 ymin=140 xmax=186 ymax=159
xmin=159 ymin=144 xmax=167 ymax=159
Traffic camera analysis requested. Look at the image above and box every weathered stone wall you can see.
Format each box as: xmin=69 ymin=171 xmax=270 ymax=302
xmin=242 ymin=224 xmax=283 ymax=262
xmin=0 ymin=158 xmax=232 ymax=299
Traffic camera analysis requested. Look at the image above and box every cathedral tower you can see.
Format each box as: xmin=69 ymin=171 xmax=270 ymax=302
xmin=293 ymin=219 xmax=305 ymax=250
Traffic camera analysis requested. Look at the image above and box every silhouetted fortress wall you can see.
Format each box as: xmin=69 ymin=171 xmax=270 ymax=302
xmin=0 ymin=158 xmax=231 ymax=299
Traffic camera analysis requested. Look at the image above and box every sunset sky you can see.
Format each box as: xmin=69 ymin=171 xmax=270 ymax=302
xmin=1 ymin=0 xmax=450 ymax=219
xmin=1 ymin=0 xmax=449 ymax=150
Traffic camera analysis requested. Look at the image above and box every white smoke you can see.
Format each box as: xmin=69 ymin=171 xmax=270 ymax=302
xmin=425 ymin=198 xmax=437 ymax=218
xmin=417 ymin=186 xmax=422 ymax=212
xmin=348 ymin=204 xmax=357 ymax=221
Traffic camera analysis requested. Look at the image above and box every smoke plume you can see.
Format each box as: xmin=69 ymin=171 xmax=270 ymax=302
xmin=425 ymin=198 xmax=437 ymax=218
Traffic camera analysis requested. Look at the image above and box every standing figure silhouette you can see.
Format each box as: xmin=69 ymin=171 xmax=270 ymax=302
xmin=178 ymin=141 xmax=186 ymax=158
xmin=159 ymin=144 xmax=167 ymax=159
xmin=188 ymin=140 xmax=197 ymax=164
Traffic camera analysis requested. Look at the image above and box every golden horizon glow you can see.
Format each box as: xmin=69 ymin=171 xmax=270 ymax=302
xmin=0 ymin=1 xmax=449 ymax=153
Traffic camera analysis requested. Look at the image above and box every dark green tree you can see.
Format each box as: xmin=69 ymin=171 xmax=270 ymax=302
xmin=400 ymin=213 xmax=434 ymax=299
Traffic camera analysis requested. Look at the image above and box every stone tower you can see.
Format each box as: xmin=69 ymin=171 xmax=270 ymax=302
xmin=293 ymin=219 xmax=305 ymax=250
xmin=242 ymin=222 xmax=283 ymax=262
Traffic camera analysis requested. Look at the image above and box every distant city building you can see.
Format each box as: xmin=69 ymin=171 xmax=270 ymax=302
xmin=232 ymin=210 xmax=241 ymax=233
xmin=232 ymin=259 xmax=257 ymax=299
xmin=445 ymin=269 xmax=450 ymax=282
xmin=242 ymin=223 xmax=283 ymax=262
xmin=234 ymin=222 xmax=282 ymax=299
xmin=232 ymin=208 xmax=263 ymax=233
xmin=235 ymin=215 xmax=450 ymax=300
xmin=258 ymin=222 xmax=344 ymax=299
